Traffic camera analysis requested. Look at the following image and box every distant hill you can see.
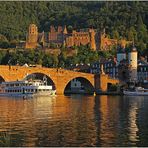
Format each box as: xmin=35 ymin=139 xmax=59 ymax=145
xmin=0 ymin=1 xmax=148 ymax=52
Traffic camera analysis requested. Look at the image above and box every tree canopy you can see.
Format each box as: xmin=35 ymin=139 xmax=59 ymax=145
xmin=0 ymin=1 xmax=148 ymax=54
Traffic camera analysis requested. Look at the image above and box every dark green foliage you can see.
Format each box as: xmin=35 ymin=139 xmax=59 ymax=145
xmin=0 ymin=1 xmax=147 ymax=54
xmin=0 ymin=45 xmax=101 ymax=68
xmin=0 ymin=41 xmax=10 ymax=49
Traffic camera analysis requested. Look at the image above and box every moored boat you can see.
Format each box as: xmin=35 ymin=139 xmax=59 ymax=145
xmin=123 ymin=87 xmax=148 ymax=96
xmin=0 ymin=79 xmax=56 ymax=97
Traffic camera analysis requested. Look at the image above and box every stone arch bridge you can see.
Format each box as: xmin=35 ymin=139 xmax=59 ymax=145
xmin=0 ymin=65 xmax=119 ymax=94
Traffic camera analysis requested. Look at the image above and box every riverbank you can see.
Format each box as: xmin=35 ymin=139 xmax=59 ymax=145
xmin=65 ymin=90 xmax=122 ymax=95
xmin=96 ymin=91 xmax=121 ymax=95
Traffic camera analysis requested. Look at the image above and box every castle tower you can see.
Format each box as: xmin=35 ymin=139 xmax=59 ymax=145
xmin=116 ymin=47 xmax=126 ymax=66
xmin=100 ymin=28 xmax=108 ymax=51
xmin=62 ymin=26 xmax=68 ymax=45
xmin=58 ymin=26 xmax=63 ymax=33
xmin=128 ymin=45 xmax=138 ymax=82
xmin=49 ymin=26 xmax=57 ymax=42
xmin=50 ymin=26 xmax=56 ymax=33
xmin=89 ymin=29 xmax=96 ymax=51
xmin=25 ymin=24 xmax=38 ymax=49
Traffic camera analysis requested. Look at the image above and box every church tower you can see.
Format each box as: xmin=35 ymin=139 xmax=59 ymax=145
xmin=25 ymin=24 xmax=38 ymax=49
xmin=128 ymin=44 xmax=138 ymax=82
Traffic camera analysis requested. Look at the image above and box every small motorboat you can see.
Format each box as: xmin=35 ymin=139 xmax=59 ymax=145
xmin=123 ymin=87 xmax=148 ymax=96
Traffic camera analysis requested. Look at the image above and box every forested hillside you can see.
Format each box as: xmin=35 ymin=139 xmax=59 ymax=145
xmin=0 ymin=1 xmax=148 ymax=52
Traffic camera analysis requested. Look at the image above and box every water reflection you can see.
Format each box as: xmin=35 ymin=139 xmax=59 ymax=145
xmin=128 ymin=100 xmax=139 ymax=143
xmin=0 ymin=95 xmax=148 ymax=146
xmin=94 ymin=95 xmax=121 ymax=147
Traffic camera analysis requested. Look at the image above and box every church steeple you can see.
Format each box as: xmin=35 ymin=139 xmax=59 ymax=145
xmin=63 ymin=25 xmax=68 ymax=34
xmin=131 ymin=38 xmax=137 ymax=52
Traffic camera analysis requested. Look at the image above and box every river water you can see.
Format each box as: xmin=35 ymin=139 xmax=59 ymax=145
xmin=0 ymin=95 xmax=148 ymax=147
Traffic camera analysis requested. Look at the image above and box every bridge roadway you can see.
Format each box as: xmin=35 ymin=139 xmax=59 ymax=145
xmin=0 ymin=65 xmax=119 ymax=94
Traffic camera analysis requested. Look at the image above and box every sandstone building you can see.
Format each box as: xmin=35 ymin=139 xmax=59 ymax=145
xmin=65 ymin=29 xmax=96 ymax=50
xmin=25 ymin=24 xmax=96 ymax=50
xmin=25 ymin=24 xmax=38 ymax=49
xmin=99 ymin=29 xmax=133 ymax=50
xmin=25 ymin=24 xmax=131 ymax=51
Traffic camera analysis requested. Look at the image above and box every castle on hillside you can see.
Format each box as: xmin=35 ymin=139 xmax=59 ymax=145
xmin=25 ymin=24 xmax=132 ymax=51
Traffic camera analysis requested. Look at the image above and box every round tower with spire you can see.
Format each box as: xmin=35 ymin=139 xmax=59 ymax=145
xmin=128 ymin=42 xmax=138 ymax=82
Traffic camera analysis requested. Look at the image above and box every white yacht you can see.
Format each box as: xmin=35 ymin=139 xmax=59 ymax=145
xmin=123 ymin=87 xmax=148 ymax=96
xmin=0 ymin=80 xmax=56 ymax=97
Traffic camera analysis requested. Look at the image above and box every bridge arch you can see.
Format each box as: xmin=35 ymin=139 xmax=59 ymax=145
xmin=23 ymin=72 xmax=56 ymax=90
xmin=0 ymin=75 xmax=5 ymax=83
xmin=0 ymin=66 xmax=120 ymax=94
xmin=64 ymin=77 xmax=95 ymax=94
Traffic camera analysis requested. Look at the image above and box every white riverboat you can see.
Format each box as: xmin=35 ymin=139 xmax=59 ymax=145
xmin=0 ymin=80 xmax=56 ymax=97
xmin=123 ymin=87 xmax=148 ymax=96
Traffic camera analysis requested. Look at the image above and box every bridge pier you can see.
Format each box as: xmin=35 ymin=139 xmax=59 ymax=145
xmin=56 ymin=88 xmax=64 ymax=95
xmin=95 ymin=74 xmax=108 ymax=92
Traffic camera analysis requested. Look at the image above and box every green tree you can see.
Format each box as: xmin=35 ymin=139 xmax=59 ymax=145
xmin=112 ymin=30 xmax=120 ymax=39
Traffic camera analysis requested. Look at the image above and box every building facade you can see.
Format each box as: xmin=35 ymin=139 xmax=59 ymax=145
xmin=137 ymin=61 xmax=148 ymax=83
xmin=90 ymin=59 xmax=118 ymax=78
xmin=99 ymin=29 xmax=132 ymax=51
xmin=25 ymin=24 xmax=96 ymax=50
xmin=25 ymin=24 xmax=132 ymax=51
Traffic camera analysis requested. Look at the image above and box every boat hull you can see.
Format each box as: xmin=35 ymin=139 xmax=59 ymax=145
xmin=0 ymin=90 xmax=56 ymax=98
xmin=123 ymin=90 xmax=148 ymax=96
